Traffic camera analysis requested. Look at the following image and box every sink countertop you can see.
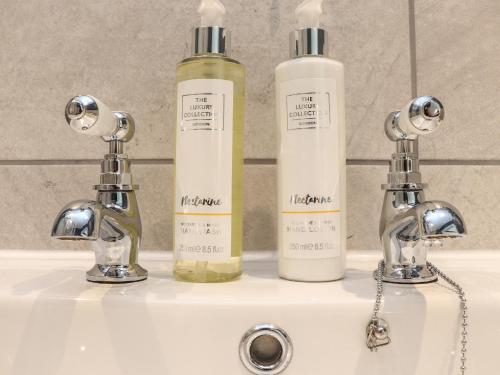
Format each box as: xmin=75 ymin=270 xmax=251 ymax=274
xmin=1 ymin=249 xmax=499 ymax=305
xmin=0 ymin=249 xmax=498 ymax=375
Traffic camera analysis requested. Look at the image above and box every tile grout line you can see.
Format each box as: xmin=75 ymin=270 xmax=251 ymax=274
xmin=408 ymin=0 xmax=418 ymax=97
xmin=348 ymin=160 xmax=500 ymax=166
xmin=1 ymin=159 xmax=500 ymax=166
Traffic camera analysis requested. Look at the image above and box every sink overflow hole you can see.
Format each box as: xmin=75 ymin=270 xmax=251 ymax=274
xmin=249 ymin=335 xmax=283 ymax=367
xmin=239 ymin=324 xmax=293 ymax=375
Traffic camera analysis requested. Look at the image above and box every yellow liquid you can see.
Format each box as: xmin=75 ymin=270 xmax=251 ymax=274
xmin=174 ymin=54 xmax=245 ymax=282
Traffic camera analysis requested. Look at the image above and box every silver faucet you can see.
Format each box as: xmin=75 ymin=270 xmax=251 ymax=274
xmin=52 ymin=95 xmax=147 ymax=283
xmin=379 ymin=96 xmax=466 ymax=284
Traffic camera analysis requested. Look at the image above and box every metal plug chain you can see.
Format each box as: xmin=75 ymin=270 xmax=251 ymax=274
xmin=366 ymin=260 xmax=391 ymax=351
xmin=427 ymin=261 xmax=468 ymax=375
xmin=371 ymin=260 xmax=384 ymax=321
xmin=366 ymin=260 xmax=468 ymax=375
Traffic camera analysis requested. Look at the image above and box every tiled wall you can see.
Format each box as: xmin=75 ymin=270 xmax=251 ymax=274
xmin=0 ymin=0 xmax=498 ymax=251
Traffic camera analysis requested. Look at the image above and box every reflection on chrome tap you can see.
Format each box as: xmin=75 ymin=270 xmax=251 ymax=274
xmin=51 ymin=95 xmax=147 ymax=283
xmin=378 ymin=96 xmax=466 ymax=283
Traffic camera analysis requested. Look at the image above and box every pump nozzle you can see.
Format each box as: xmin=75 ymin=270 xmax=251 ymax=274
xmin=198 ymin=0 xmax=226 ymax=27
xmin=296 ymin=0 xmax=324 ymax=28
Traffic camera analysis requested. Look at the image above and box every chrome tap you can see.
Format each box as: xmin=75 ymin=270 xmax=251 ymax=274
xmin=52 ymin=95 xmax=147 ymax=283
xmin=379 ymin=96 xmax=466 ymax=283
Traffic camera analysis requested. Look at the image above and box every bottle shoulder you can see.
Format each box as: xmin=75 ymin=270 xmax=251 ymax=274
xmin=179 ymin=55 xmax=244 ymax=68
xmin=176 ymin=55 xmax=245 ymax=83
xmin=275 ymin=56 xmax=344 ymax=79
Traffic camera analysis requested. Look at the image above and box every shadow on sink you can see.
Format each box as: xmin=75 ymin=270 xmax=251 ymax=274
xmin=342 ymin=270 xmax=462 ymax=375
xmin=10 ymin=271 xmax=85 ymax=374
xmin=9 ymin=271 xmax=173 ymax=375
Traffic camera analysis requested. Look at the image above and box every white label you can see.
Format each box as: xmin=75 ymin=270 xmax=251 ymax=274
xmin=286 ymin=92 xmax=331 ymax=130
xmin=175 ymin=79 xmax=233 ymax=261
xmin=278 ymin=78 xmax=341 ymax=259
xmin=181 ymin=92 xmax=225 ymax=131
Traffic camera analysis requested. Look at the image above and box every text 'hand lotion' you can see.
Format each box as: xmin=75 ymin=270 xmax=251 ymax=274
xmin=276 ymin=0 xmax=346 ymax=281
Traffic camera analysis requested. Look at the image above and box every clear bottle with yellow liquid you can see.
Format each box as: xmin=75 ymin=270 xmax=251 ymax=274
xmin=173 ymin=0 xmax=245 ymax=282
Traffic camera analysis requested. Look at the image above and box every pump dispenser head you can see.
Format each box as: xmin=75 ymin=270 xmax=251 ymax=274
xmin=291 ymin=0 xmax=328 ymax=58
xmin=198 ymin=0 xmax=225 ymax=26
xmin=192 ymin=0 xmax=230 ymax=56
xmin=296 ymin=0 xmax=323 ymax=27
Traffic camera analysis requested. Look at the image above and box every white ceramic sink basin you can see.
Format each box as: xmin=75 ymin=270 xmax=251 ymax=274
xmin=0 ymin=250 xmax=498 ymax=375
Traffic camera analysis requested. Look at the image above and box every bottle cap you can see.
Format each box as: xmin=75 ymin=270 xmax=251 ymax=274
xmin=192 ymin=0 xmax=230 ymax=56
xmin=290 ymin=0 xmax=328 ymax=58
xmin=192 ymin=26 xmax=230 ymax=56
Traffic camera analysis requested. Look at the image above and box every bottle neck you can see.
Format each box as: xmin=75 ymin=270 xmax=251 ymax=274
xmin=290 ymin=28 xmax=328 ymax=58
xmin=192 ymin=26 xmax=230 ymax=56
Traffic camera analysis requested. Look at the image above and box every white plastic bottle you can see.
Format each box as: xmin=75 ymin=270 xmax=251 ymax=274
xmin=276 ymin=0 xmax=346 ymax=281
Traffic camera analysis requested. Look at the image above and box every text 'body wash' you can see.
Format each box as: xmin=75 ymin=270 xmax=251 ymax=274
xmin=174 ymin=0 xmax=245 ymax=282
xmin=276 ymin=0 xmax=346 ymax=281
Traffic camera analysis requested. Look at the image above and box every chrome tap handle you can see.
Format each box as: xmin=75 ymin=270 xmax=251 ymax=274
xmin=385 ymin=96 xmax=444 ymax=141
xmin=65 ymin=95 xmax=134 ymax=142
xmin=382 ymin=96 xmax=444 ymax=190
xmin=64 ymin=95 xmax=137 ymax=190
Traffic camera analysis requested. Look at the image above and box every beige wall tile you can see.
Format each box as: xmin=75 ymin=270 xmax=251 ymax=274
xmin=424 ymin=164 xmax=500 ymax=250
xmin=244 ymin=165 xmax=276 ymax=250
xmin=0 ymin=0 xmax=183 ymax=161
xmin=0 ymin=164 xmax=277 ymax=251
xmin=346 ymin=165 xmax=386 ymax=249
xmin=1 ymin=163 xmax=497 ymax=252
xmin=0 ymin=0 xmax=410 ymax=160
xmin=415 ymin=0 xmax=500 ymax=160
xmin=348 ymin=164 xmax=500 ymax=250
xmin=0 ymin=164 xmax=173 ymax=251
xmin=335 ymin=0 xmax=411 ymax=160
xmin=0 ymin=164 xmax=95 ymax=251
xmin=235 ymin=0 xmax=412 ymax=160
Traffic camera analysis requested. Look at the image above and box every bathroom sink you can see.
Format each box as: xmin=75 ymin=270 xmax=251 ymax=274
xmin=0 ymin=249 xmax=497 ymax=375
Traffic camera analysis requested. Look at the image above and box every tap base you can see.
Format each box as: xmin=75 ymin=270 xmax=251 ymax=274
xmin=373 ymin=269 xmax=438 ymax=284
xmin=86 ymin=264 xmax=148 ymax=283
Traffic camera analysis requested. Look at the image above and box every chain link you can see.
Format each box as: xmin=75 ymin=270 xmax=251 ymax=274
xmin=427 ymin=261 xmax=468 ymax=375
xmin=367 ymin=260 xmax=468 ymax=374
xmin=371 ymin=260 xmax=385 ymax=321
xmin=366 ymin=260 xmax=390 ymax=351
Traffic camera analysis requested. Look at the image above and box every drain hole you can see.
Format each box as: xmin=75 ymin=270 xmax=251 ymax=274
xmin=240 ymin=324 xmax=293 ymax=375
xmin=249 ymin=334 xmax=283 ymax=367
